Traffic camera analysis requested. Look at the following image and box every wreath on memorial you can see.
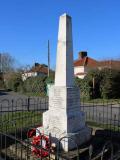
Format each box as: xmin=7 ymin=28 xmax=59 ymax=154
xmin=27 ymin=129 xmax=50 ymax=158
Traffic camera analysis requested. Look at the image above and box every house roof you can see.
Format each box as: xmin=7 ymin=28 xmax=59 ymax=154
xmin=24 ymin=65 xmax=48 ymax=74
xmin=74 ymin=56 xmax=120 ymax=70
xmin=74 ymin=57 xmax=98 ymax=67
xmin=98 ymin=60 xmax=120 ymax=69
xmin=30 ymin=65 xmax=48 ymax=74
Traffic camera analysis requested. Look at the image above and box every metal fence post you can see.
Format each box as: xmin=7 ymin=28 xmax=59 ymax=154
xmin=101 ymin=141 xmax=113 ymax=160
xmin=27 ymin=97 xmax=30 ymax=111
xmin=57 ymin=136 xmax=79 ymax=160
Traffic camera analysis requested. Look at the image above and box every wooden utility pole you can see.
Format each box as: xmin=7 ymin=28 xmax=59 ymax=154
xmin=0 ymin=53 xmax=2 ymax=73
xmin=48 ymin=40 xmax=50 ymax=77
xmin=92 ymin=77 xmax=95 ymax=98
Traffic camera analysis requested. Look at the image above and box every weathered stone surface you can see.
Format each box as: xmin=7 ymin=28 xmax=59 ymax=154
xmin=38 ymin=125 xmax=92 ymax=152
xmin=55 ymin=13 xmax=74 ymax=87
xmin=41 ymin=13 xmax=92 ymax=152
xmin=43 ymin=86 xmax=85 ymax=132
xmin=42 ymin=86 xmax=92 ymax=151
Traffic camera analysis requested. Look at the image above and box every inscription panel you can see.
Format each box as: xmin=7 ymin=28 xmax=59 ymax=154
xmin=49 ymin=87 xmax=66 ymax=109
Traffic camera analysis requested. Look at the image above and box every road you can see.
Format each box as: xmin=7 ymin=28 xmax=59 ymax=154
xmin=0 ymin=90 xmax=48 ymax=113
xmin=81 ymin=103 xmax=120 ymax=126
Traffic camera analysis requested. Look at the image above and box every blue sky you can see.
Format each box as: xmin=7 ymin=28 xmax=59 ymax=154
xmin=0 ymin=0 xmax=120 ymax=69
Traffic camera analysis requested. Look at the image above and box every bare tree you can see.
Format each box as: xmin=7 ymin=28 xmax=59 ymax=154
xmin=0 ymin=52 xmax=15 ymax=73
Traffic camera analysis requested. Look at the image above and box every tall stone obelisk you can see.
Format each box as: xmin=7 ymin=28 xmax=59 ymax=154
xmin=42 ymin=13 xmax=91 ymax=151
xmin=55 ymin=13 xmax=74 ymax=87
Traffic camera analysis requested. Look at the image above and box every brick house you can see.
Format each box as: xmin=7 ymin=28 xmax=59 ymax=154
xmin=22 ymin=63 xmax=49 ymax=81
xmin=74 ymin=52 xmax=98 ymax=79
xmin=74 ymin=51 xmax=120 ymax=79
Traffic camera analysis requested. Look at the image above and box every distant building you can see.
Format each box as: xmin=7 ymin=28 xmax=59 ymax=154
xmin=22 ymin=63 xmax=49 ymax=81
xmin=98 ymin=60 xmax=120 ymax=70
xmin=74 ymin=51 xmax=120 ymax=79
xmin=74 ymin=52 xmax=98 ymax=79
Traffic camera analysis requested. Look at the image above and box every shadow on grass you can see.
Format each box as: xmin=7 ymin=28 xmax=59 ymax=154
xmin=0 ymin=91 xmax=8 ymax=96
xmin=0 ymin=89 xmax=13 ymax=96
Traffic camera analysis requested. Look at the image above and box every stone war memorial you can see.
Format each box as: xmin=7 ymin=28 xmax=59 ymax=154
xmin=39 ymin=13 xmax=92 ymax=151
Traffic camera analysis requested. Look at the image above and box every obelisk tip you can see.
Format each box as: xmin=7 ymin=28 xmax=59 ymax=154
xmin=61 ymin=13 xmax=71 ymax=18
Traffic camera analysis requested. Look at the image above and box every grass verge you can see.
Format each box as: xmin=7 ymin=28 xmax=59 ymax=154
xmin=0 ymin=111 xmax=42 ymax=133
xmin=87 ymin=121 xmax=120 ymax=132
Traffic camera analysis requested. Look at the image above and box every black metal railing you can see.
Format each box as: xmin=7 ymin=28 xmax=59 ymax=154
xmin=0 ymin=97 xmax=48 ymax=113
xmin=0 ymin=97 xmax=120 ymax=159
xmin=81 ymin=100 xmax=120 ymax=133
xmin=0 ymin=97 xmax=49 ymax=160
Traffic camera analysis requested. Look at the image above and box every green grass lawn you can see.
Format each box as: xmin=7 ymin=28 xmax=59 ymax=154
xmin=1 ymin=110 xmax=119 ymax=135
xmin=80 ymin=98 xmax=120 ymax=104
xmin=0 ymin=111 xmax=42 ymax=133
xmin=22 ymin=92 xmax=47 ymax=97
xmin=87 ymin=121 xmax=120 ymax=132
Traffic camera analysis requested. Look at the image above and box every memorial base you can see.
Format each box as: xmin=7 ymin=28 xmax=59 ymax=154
xmin=37 ymin=126 xmax=92 ymax=152
xmin=40 ymin=86 xmax=92 ymax=151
